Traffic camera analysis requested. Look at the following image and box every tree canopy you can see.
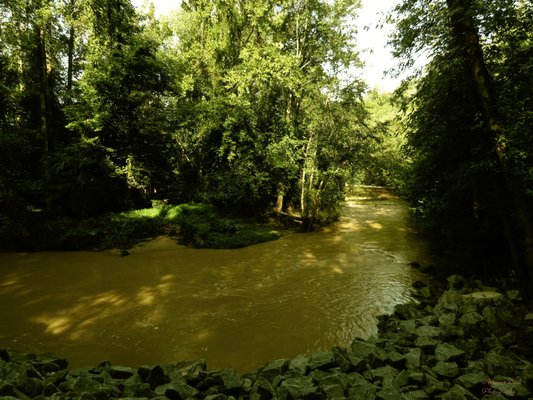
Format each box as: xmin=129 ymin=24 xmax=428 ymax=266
xmin=390 ymin=0 xmax=533 ymax=286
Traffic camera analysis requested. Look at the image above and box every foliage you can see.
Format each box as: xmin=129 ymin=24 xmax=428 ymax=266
xmin=390 ymin=0 xmax=533 ymax=278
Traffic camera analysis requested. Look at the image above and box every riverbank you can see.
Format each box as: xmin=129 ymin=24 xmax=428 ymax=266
xmin=1 ymin=270 xmax=532 ymax=399
xmin=0 ymin=202 xmax=282 ymax=252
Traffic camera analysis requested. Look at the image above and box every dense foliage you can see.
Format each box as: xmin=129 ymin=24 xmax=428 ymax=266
xmin=391 ymin=0 xmax=533 ymax=285
xmin=0 ymin=0 xmax=391 ymax=248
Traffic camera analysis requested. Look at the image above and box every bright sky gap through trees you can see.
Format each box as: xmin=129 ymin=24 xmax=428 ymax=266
xmin=131 ymin=0 xmax=409 ymax=92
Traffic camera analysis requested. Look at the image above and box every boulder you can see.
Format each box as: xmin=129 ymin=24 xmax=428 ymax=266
xmin=259 ymin=359 xmax=289 ymax=382
xmin=289 ymin=355 xmax=310 ymax=375
xmin=251 ymin=377 xmax=276 ymax=400
xmin=432 ymin=361 xmax=460 ymax=379
xmin=309 ymin=351 xmax=337 ymax=371
xmin=415 ymin=325 xmax=443 ymax=338
xmin=454 ymin=371 xmax=489 ymax=394
xmin=277 ymin=376 xmax=317 ymax=400
xmin=434 ymin=343 xmax=465 ymax=363
xmin=405 ymin=348 xmax=422 ymax=370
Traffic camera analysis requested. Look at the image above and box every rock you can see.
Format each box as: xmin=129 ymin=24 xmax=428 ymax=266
xmin=398 ymin=319 xmax=417 ymax=335
xmin=332 ymin=347 xmax=351 ymax=372
xmin=432 ymin=361 xmax=460 ymax=379
xmin=211 ymin=368 xmax=243 ymax=392
xmin=458 ymin=311 xmax=483 ymax=326
xmin=415 ymin=325 xmax=443 ymax=338
xmin=0 ymin=380 xmax=16 ymax=397
xmin=251 ymin=377 xmax=275 ymax=400
xmin=505 ymin=289 xmax=522 ymax=302
xmin=447 ymin=274 xmax=467 ymax=290
xmin=277 ymin=376 xmax=317 ymax=400
xmin=484 ymin=352 xmax=515 ymax=377
xmin=414 ymin=336 xmax=438 ymax=353
xmin=259 ymin=359 xmax=289 ymax=382
xmin=454 ymin=371 xmax=489 ymax=394
xmin=522 ymin=363 xmax=533 ymax=387
xmin=523 ymin=313 xmax=533 ymax=327
xmin=309 ymin=351 xmax=337 ymax=371
xmin=107 ymin=365 xmax=134 ymax=380
xmin=350 ymin=340 xmax=376 ymax=360
xmin=320 ymin=382 xmax=345 ymax=398
xmin=438 ymin=312 xmax=456 ymax=327
xmin=16 ymin=376 xmax=43 ymax=397
xmin=346 ymin=376 xmax=378 ymax=399
xmin=394 ymin=304 xmax=420 ymax=320
xmin=435 ymin=290 xmax=463 ymax=313
xmin=405 ymin=348 xmax=422 ymax=370
xmin=462 ymin=291 xmax=503 ymax=308
xmin=400 ymin=389 xmax=430 ymax=399
xmin=289 ymin=355 xmax=310 ymax=375
xmin=146 ymin=365 xmax=170 ymax=389
xmin=407 ymin=372 xmax=426 ymax=386
xmin=440 ymin=384 xmax=477 ymax=400
xmin=204 ymin=394 xmax=229 ymax=400
xmin=435 ymin=343 xmax=465 ymax=363
xmin=156 ymin=382 xmax=199 ymax=400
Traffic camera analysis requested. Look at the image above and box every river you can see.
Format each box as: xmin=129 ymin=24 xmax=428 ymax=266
xmin=0 ymin=190 xmax=431 ymax=372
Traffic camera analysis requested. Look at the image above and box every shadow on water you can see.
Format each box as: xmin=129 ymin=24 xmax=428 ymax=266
xmin=0 ymin=193 xmax=432 ymax=373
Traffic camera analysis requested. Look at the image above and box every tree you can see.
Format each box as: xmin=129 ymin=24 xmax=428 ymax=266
xmin=391 ymin=0 xmax=533 ymax=285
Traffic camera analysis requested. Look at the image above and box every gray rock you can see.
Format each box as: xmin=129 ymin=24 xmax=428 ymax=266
xmin=346 ymin=376 xmax=378 ymax=399
xmin=212 ymin=368 xmax=243 ymax=391
xmin=415 ymin=325 xmax=443 ymax=338
xmin=0 ymin=380 xmax=16 ymax=397
xmin=435 ymin=343 xmax=465 ymax=363
xmin=309 ymin=351 xmax=337 ymax=371
xmin=414 ymin=336 xmax=438 ymax=353
xmin=399 ymin=319 xmax=417 ymax=335
xmin=350 ymin=340 xmax=376 ymax=360
xmin=289 ymin=355 xmax=309 ymax=375
xmin=332 ymin=347 xmax=351 ymax=372
xmin=251 ymin=377 xmax=275 ymax=400
xmin=484 ymin=352 xmax=515 ymax=377
xmin=454 ymin=371 xmax=489 ymax=392
xmin=436 ymin=290 xmax=463 ymax=313
xmin=523 ymin=313 xmax=533 ymax=326
xmin=156 ymin=381 xmax=199 ymax=400
xmin=432 ymin=361 xmax=460 ymax=379
xmin=277 ymin=376 xmax=317 ymax=400
xmin=458 ymin=311 xmax=483 ymax=326
xmin=407 ymin=372 xmax=426 ymax=386
xmin=440 ymin=384 xmax=477 ymax=400
xmin=394 ymin=304 xmax=421 ymax=320
xmin=438 ymin=313 xmax=456 ymax=327
xmin=204 ymin=394 xmax=228 ymax=400
xmin=259 ymin=359 xmax=289 ymax=382
xmin=447 ymin=274 xmax=467 ymax=290
xmin=405 ymin=348 xmax=422 ymax=370
xmin=320 ymin=383 xmax=345 ymax=398
xmin=394 ymin=370 xmax=410 ymax=387
xmin=505 ymin=289 xmax=522 ymax=302
xmin=106 ymin=365 xmax=134 ymax=380
xmin=400 ymin=389 xmax=430 ymax=399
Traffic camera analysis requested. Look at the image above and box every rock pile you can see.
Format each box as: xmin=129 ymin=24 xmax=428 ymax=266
xmin=1 ymin=274 xmax=532 ymax=399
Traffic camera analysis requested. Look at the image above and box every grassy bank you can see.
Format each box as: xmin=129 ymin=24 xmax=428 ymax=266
xmin=0 ymin=203 xmax=281 ymax=251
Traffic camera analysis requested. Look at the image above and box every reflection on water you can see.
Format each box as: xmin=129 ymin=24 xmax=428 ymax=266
xmin=0 ymin=194 xmax=431 ymax=372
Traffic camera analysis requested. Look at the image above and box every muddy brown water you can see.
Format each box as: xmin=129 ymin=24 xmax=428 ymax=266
xmin=0 ymin=192 xmax=431 ymax=373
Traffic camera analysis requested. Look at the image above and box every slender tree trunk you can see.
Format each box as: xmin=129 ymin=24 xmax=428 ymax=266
xmin=36 ymin=23 xmax=51 ymax=210
xmin=446 ymin=0 xmax=533 ymax=287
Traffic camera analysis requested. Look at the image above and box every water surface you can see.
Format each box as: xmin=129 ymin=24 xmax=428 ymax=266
xmin=0 ymin=192 xmax=431 ymax=372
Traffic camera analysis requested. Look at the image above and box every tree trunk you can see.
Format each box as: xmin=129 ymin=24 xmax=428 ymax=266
xmin=446 ymin=0 xmax=533 ymax=288
xmin=36 ymin=23 xmax=51 ymax=209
